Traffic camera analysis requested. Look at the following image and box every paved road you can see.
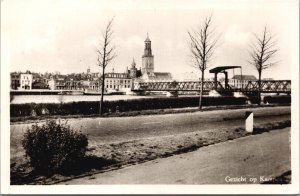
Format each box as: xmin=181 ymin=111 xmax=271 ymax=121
xmin=11 ymin=106 xmax=290 ymax=144
xmin=64 ymin=127 xmax=291 ymax=184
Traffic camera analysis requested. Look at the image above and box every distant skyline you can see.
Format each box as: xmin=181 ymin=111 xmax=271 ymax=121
xmin=2 ymin=0 xmax=298 ymax=79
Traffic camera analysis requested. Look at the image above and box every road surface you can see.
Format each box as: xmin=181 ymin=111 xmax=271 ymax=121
xmin=63 ymin=127 xmax=290 ymax=184
xmin=11 ymin=106 xmax=290 ymax=145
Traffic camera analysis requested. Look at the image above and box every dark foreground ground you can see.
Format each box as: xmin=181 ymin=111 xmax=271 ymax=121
xmin=10 ymin=106 xmax=291 ymax=184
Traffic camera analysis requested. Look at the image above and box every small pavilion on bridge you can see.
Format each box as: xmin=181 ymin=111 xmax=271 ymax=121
xmin=209 ymin=66 xmax=242 ymax=90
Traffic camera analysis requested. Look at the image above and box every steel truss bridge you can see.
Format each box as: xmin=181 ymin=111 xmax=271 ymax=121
xmin=132 ymin=80 xmax=291 ymax=94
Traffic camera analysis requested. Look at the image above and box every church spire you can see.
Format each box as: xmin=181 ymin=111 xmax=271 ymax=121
xmin=131 ymin=58 xmax=136 ymax=68
xmin=143 ymin=33 xmax=152 ymax=56
xmin=145 ymin=33 xmax=151 ymax=42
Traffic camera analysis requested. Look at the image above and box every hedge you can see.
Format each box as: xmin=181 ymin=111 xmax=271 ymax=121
xmin=10 ymin=96 xmax=249 ymax=117
xmin=264 ymin=95 xmax=291 ymax=104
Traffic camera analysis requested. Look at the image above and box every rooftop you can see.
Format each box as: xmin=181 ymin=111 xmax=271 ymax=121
xmin=209 ymin=66 xmax=242 ymax=73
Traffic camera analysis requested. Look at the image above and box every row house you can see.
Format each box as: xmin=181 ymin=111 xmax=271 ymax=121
xmin=82 ymin=80 xmax=101 ymax=90
xmin=49 ymin=77 xmax=101 ymax=91
xmin=20 ymin=73 xmax=33 ymax=90
xmin=65 ymin=80 xmax=83 ymax=90
xmin=11 ymin=72 xmax=20 ymax=90
xmin=32 ymin=73 xmax=49 ymax=89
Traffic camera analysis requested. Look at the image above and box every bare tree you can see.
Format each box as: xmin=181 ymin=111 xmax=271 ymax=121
xmin=188 ymin=15 xmax=218 ymax=110
xmin=249 ymin=26 xmax=278 ymax=104
xmin=96 ymin=17 xmax=117 ymax=115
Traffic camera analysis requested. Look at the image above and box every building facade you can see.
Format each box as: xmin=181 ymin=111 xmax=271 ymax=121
xmin=105 ymin=72 xmax=132 ymax=91
xmin=10 ymin=73 xmax=20 ymax=90
xmin=228 ymin=75 xmax=257 ymax=89
xmin=19 ymin=73 xmax=33 ymax=90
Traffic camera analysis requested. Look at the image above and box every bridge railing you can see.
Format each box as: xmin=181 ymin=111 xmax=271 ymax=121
xmin=243 ymin=80 xmax=291 ymax=93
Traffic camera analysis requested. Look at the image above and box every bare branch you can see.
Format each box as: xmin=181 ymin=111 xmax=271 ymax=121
xmin=248 ymin=25 xmax=279 ymax=104
xmin=96 ymin=17 xmax=117 ymax=115
xmin=187 ymin=14 xmax=218 ymax=109
xmin=248 ymin=25 xmax=278 ymax=73
xmin=188 ymin=14 xmax=218 ymax=72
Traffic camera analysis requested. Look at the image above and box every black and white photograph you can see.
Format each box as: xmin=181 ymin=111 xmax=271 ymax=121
xmin=1 ymin=0 xmax=299 ymax=194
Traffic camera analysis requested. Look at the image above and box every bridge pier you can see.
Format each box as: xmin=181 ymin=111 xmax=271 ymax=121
xmin=166 ymin=91 xmax=178 ymax=97
xmin=209 ymin=90 xmax=222 ymax=97
xmin=233 ymin=92 xmax=245 ymax=98
xmin=129 ymin=91 xmax=148 ymax=96
xmin=209 ymin=90 xmax=233 ymax=97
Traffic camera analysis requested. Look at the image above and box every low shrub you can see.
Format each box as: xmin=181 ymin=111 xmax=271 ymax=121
xmin=22 ymin=120 xmax=88 ymax=174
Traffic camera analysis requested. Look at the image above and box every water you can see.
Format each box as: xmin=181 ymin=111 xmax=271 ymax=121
xmin=10 ymin=94 xmax=164 ymax=104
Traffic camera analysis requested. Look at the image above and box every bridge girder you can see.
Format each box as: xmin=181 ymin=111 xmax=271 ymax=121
xmin=132 ymin=80 xmax=291 ymax=94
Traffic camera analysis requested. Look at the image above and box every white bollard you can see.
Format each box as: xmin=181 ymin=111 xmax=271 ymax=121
xmin=245 ymin=111 xmax=254 ymax=133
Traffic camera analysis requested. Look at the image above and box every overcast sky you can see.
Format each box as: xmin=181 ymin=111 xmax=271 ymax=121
xmin=2 ymin=0 xmax=298 ymax=79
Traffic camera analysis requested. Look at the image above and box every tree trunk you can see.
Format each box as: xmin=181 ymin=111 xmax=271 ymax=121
xmin=100 ymin=67 xmax=105 ymax=115
xmin=199 ymin=70 xmax=205 ymax=110
xmin=258 ymin=70 xmax=262 ymax=105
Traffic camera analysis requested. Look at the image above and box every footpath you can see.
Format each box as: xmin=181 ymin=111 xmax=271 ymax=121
xmin=63 ymin=127 xmax=291 ymax=184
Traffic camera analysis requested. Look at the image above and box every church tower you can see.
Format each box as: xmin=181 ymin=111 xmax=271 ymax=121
xmin=142 ymin=34 xmax=154 ymax=75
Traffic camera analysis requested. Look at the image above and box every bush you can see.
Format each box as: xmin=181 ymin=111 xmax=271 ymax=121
xmin=22 ymin=120 xmax=88 ymax=174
